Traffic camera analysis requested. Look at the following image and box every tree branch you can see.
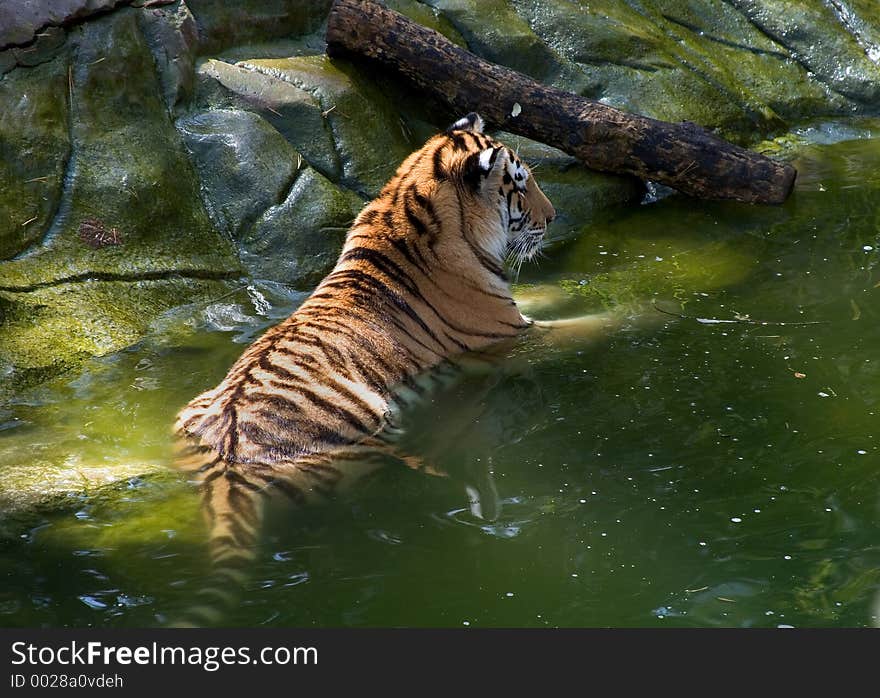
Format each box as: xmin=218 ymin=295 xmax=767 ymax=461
xmin=325 ymin=0 xmax=797 ymax=204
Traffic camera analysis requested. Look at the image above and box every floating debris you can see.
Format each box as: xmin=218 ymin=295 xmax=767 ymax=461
xmin=685 ymin=586 xmax=709 ymax=594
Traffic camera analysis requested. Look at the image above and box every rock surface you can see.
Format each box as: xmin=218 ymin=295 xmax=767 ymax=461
xmin=0 ymin=7 xmax=239 ymax=393
xmin=0 ymin=0 xmax=121 ymax=49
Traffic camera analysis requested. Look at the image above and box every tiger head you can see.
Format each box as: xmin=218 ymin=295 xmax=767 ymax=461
xmin=443 ymin=112 xmax=556 ymax=271
xmin=368 ymin=112 xmax=555 ymax=279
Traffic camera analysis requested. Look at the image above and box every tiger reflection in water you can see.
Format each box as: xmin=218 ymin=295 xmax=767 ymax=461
xmin=171 ymin=113 xmax=625 ymax=625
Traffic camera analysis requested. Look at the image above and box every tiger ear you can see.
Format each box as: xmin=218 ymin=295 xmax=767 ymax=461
xmin=461 ymin=145 xmax=506 ymax=190
xmin=446 ymin=112 xmax=485 ymax=134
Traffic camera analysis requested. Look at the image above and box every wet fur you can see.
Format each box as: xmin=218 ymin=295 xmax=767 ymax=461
xmin=171 ymin=113 xmax=556 ymax=625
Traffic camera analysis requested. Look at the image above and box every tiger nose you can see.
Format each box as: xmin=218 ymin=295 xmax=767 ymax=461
xmin=545 ymin=207 xmax=556 ymax=225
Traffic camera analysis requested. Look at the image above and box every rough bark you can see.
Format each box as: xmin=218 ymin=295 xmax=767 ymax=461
xmin=325 ymin=0 xmax=796 ymax=204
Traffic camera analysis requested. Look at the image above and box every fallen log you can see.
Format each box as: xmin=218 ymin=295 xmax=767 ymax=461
xmin=325 ymin=0 xmax=796 ymax=204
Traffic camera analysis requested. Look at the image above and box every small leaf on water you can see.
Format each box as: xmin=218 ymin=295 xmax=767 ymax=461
xmin=850 ymin=299 xmax=861 ymax=321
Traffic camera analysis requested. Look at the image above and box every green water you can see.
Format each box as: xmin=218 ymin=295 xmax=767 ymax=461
xmin=2 ymin=126 xmax=880 ymax=628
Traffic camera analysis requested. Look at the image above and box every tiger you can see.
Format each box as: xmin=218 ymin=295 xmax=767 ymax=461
xmin=171 ymin=112 xmax=593 ymax=625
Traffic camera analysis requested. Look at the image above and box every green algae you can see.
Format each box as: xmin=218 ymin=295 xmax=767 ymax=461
xmin=0 ymin=54 xmax=70 ymax=260
xmin=559 ymin=241 xmax=754 ymax=311
xmin=234 ymin=55 xmax=417 ymax=197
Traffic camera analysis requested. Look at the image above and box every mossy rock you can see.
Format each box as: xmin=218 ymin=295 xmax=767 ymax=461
xmin=0 ymin=9 xmax=240 ymax=391
xmin=385 ymin=0 xmax=467 ymax=46
xmin=177 ymin=108 xmax=302 ymax=240
xmin=0 ymin=11 xmax=239 ymax=289
xmin=240 ymin=166 xmax=363 ymax=288
xmin=420 ymin=0 xmax=877 ymax=140
xmin=0 ymin=277 xmax=231 ymax=373
xmin=0 ymin=54 xmax=70 ymax=260
xmin=177 ymin=107 xmax=363 ymax=288
xmin=199 ymin=54 xmax=417 ymax=197
xmin=726 ymin=0 xmax=880 ymax=107
xmin=184 ymin=0 xmax=332 ymax=55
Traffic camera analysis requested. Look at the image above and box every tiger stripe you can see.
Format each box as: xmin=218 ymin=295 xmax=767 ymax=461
xmin=170 ymin=112 xmax=555 ymax=626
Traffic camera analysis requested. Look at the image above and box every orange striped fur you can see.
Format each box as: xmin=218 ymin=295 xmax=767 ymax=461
xmin=170 ymin=113 xmax=555 ymax=624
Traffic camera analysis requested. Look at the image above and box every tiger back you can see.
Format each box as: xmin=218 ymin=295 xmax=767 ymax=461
xmin=171 ymin=112 xmax=555 ymax=625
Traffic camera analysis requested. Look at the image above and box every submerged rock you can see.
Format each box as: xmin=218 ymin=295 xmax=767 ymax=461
xmin=0 ymin=277 xmax=229 ymax=385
